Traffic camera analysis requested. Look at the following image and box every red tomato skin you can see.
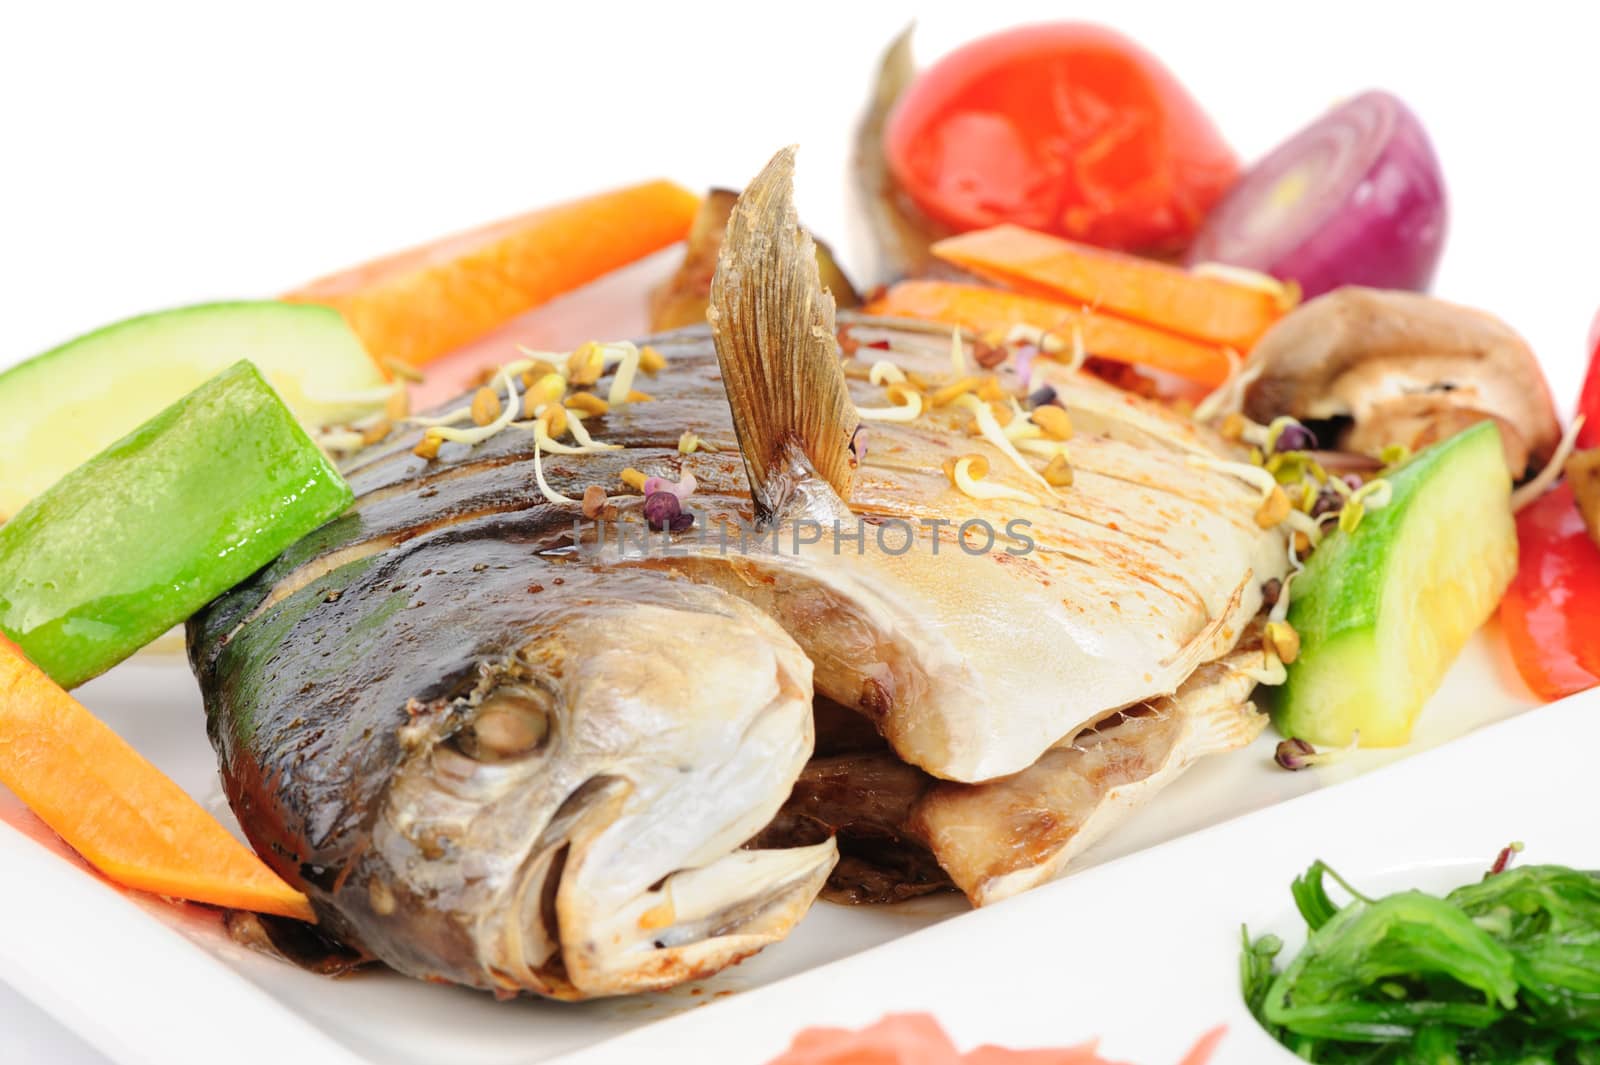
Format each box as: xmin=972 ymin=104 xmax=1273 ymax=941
xmin=884 ymin=23 xmax=1238 ymax=254
xmin=1500 ymin=484 xmax=1600 ymax=701
xmin=1577 ymin=308 xmax=1600 ymax=449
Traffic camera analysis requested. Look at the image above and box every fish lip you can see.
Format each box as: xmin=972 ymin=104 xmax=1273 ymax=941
xmin=550 ymin=839 xmax=838 ymax=998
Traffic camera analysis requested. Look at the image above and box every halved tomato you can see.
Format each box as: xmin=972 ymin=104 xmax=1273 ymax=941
xmin=884 ymin=23 xmax=1238 ymax=255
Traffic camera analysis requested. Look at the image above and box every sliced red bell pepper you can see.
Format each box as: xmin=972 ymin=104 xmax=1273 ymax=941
xmin=1576 ymin=309 xmax=1600 ymax=449
xmin=1500 ymin=483 xmax=1600 ymax=700
xmin=1503 ymin=308 xmax=1600 ymax=699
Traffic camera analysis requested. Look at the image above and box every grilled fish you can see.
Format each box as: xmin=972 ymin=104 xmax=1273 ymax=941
xmin=190 ymin=149 xmax=1285 ymax=997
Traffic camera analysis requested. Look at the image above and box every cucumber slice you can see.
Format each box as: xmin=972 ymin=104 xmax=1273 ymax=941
xmin=0 ymin=301 xmax=382 ymax=518
xmin=1274 ymin=421 xmax=1517 ymax=746
xmin=0 ymin=361 xmax=354 ymax=688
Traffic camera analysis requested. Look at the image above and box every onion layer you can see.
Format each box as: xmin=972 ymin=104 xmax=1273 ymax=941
xmin=1185 ymin=91 xmax=1447 ymax=299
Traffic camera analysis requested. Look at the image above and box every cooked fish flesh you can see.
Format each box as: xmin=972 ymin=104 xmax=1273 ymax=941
xmin=662 ymin=148 xmax=1286 ymax=782
xmin=914 ymin=634 xmax=1270 ymax=905
xmin=755 ymin=636 xmax=1269 ymax=907
xmin=751 ymin=697 xmax=954 ymax=905
xmin=189 ymin=148 xmax=1285 ymax=997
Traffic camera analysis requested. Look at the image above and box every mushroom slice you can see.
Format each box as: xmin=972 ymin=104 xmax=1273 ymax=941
xmin=1344 ymin=395 xmax=1532 ymax=477
xmin=1243 ymin=287 xmax=1561 ymax=478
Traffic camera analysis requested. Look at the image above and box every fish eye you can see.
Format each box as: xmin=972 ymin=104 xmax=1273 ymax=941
xmin=447 ymin=685 xmax=555 ymax=763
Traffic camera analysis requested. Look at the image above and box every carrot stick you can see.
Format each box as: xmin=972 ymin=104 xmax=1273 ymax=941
xmin=865 ymin=280 xmax=1234 ymax=387
xmin=286 ymin=180 xmax=701 ymax=367
xmin=0 ymin=637 xmax=314 ymax=921
xmin=933 ymin=224 xmax=1287 ymax=350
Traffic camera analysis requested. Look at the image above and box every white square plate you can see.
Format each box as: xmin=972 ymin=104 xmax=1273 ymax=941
xmin=4 ymin=5 xmax=1597 ymax=1062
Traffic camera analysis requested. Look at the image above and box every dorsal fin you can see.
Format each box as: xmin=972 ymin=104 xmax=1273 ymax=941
xmin=708 ymin=147 xmax=859 ymax=523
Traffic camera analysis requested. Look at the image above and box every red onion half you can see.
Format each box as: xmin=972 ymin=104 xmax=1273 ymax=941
xmin=1185 ymin=91 xmax=1446 ymax=299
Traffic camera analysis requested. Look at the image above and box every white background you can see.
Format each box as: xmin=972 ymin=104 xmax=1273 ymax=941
xmin=3 ymin=2 xmax=1598 ymax=1061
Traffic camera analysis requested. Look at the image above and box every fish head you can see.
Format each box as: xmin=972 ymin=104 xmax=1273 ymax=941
xmin=348 ymin=574 xmax=834 ymax=998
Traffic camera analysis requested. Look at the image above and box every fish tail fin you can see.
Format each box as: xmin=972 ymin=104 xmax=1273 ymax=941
xmin=709 ymin=146 xmax=859 ymax=523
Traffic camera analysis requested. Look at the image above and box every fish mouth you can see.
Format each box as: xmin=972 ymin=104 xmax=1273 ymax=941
xmin=546 ymin=672 xmax=838 ymax=996
xmin=550 ymin=832 xmax=836 ymax=997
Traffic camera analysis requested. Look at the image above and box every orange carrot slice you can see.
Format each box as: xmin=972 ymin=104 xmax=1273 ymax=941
xmin=287 ymin=180 xmax=700 ymax=367
xmin=933 ymin=224 xmax=1286 ymax=350
xmin=0 ymin=636 xmax=314 ymax=921
xmin=866 ymin=280 xmax=1233 ymax=387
